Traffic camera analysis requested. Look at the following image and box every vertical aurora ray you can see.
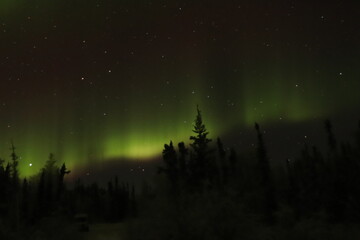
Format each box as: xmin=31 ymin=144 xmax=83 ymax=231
xmin=4 ymin=59 xmax=359 ymax=178
xmin=0 ymin=1 xmax=359 ymax=178
xmin=3 ymin=56 xmax=359 ymax=178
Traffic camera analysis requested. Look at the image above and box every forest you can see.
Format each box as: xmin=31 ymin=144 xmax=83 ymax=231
xmin=1 ymin=107 xmax=360 ymax=240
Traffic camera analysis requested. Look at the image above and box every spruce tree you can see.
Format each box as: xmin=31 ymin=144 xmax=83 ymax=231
xmin=21 ymin=178 xmax=29 ymax=222
xmin=130 ymin=184 xmax=137 ymax=217
xmin=0 ymin=159 xmax=8 ymax=220
xmin=229 ymin=148 xmax=238 ymax=181
xmin=162 ymin=141 xmax=178 ymax=191
xmin=217 ymin=138 xmax=228 ymax=185
xmin=255 ymin=123 xmax=271 ymax=185
xmin=0 ymin=158 xmax=5 ymax=195
xmin=190 ymin=106 xmax=212 ymax=157
xmin=178 ymin=142 xmax=188 ymax=181
xmin=325 ymin=120 xmax=337 ymax=153
xmin=45 ymin=154 xmax=57 ymax=206
xmin=0 ymin=158 xmax=4 ymax=172
xmin=189 ymin=106 xmax=212 ymax=183
xmin=324 ymin=121 xmax=346 ymax=221
xmin=10 ymin=141 xmax=19 ymax=189
xmin=255 ymin=122 xmax=277 ymax=223
xmin=5 ymin=162 xmax=11 ymax=184
xmin=57 ymin=163 xmax=70 ymax=200
xmin=9 ymin=141 xmax=20 ymax=229
xmin=285 ymin=158 xmax=296 ymax=205
xmin=229 ymin=148 xmax=237 ymax=174
xmin=356 ymin=120 xmax=360 ymax=148
xmin=37 ymin=170 xmax=46 ymax=217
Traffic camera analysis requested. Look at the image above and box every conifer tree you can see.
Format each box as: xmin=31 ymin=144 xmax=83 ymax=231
xmin=9 ymin=141 xmax=20 ymax=229
xmin=325 ymin=120 xmax=337 ymax=152
xmin=115 ymin=176 xmax=119 ymax=192
xmin=44 ymin=153 xmax=57 ymax=174
xmin=217 ymin=138 xmax=228 ymax=185
xmin=0 ymin=159 xmax=8 ymax=220
xmin=130 ymin=184 xmax=137 ymax=217
xmin=255 ymin=123 xmax=271 ymax=186
xmin=0 ymin=158 xmax=5 ymax=192
xmin=21 ymin=178 xmax=29 ymax=222
xmin=178 ymin=142 xmax=188 ymax=180
xmin=356 ymin=120 xmax=360 ymax=148
xmin=312 ymin=146 xmax=324 ymax=165
xmin=255 ymin=122 xmax=277 ymax=223
xmin=229 ymin=148 xmax=237 ymax=177
xmin=37 ymin=170 xmax=46 ymax=216
xmin=324 ymin=121 xmax=346 ymax=221
xmin=10 ymin=141 xmax=19 ymax=189
xmin=5 ymin=162 xmax=11 ymax=183
xmin=108 ymin=181 xmax=114 ymax=196
xmin=228 ymin=148 xmax=239 ymax=188
xmin=0 ymin=158 xmax=4 ymax=172
xmin=285 ymin=158 xmax=297 ymax=205
xmin=299 ymin=144 xmax=317 ymax=193
xmin=162 ymin=141 xmax=178 ymax=191
xmin=57 ymin=163 xmax=70 ymax=200
xmin=190 ymin=106 xmax=212 ymax=158
xmin=126 ymin=182 xmax=130 ymax=199
xmin=189 ymin=106 xmax=212 ymax=182
xmin=45 ymin=154 xmax=57 ymax=205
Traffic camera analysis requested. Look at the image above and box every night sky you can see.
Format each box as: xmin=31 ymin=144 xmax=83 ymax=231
xmin=1 ymin=1 xmax=359 ymax=178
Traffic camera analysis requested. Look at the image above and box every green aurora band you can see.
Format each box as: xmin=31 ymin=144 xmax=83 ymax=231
xmin=1 ymin=66 xmax=359 ymax=178
xmin=1 ymin=1 xmax=359 ymax=177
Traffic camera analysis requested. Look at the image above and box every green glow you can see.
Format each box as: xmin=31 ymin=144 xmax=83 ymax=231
xmin=1 ymin=67 xmax=356 ymax=178
xmin=1 ymin=2 xmax=358 ymax=178
xmin=2 ymin=68 xmax=357 ymax=178
xmin=0 ymin=0 xmax=24 ymax=16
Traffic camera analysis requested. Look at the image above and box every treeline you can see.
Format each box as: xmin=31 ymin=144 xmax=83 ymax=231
xmin=0 ymin=145 xmax=137 ymax=239
xmin=71 ymin=176 xmax=137 ymax=222
xmin=155 ymin=107 xmax=360 ymax=230
xmin=0 ymin=149 xmax=71 ymax=235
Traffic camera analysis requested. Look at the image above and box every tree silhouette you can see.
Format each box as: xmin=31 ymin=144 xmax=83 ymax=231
xmin=57 ymin=163 xmax=70 ymax=200
xmin=0 ymin=158 xmax=4 ymax=173
xmin=325 ymin=119 xmax=337 ymax=153
xmin=130 ymin=184 xmax=137 ymax=217
xmin=323 ymin=121 xmax=346 ymax=221
xmin=10 ymin=141 xmax=19 ymax=189
xmin=357 ymin=120 xmax=360 ymax=148
xmin=37 ymin=169 xmax=46 ymax=217
xmin=217 ymin=138 xmax=228 ymax=186
xmin=0 ymin=159 xmax=8 ymax=218
xmin=161 ymin=141 xmax=178 ymax=192
xmin=229 ymin=148 xmax=237 ymax=179
xmin=178 ymin=142 xmax=188 ymax=182
xmin=9 ymin=141 xmax=20 ymax=229
xmin=285 ymin=158 xmax=298 ymax=207
xmin=189 ymin=106 xmax=212 ymax=185
xmin=21 ymin=178 xmax=29 ymax=222
xmin=0 ymin=158 xmax=5 ymax=188
xmin=44 ymin=153 xmax=57 ymax=208
xmin=255 ymin=123 xmax=271 ymax=185
xmin=5 ymin=162 xmax=11 ymax=179
xmin=255 ymin=122 xmax=277 ymax=223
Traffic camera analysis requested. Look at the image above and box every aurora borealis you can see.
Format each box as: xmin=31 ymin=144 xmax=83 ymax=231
xmin=0 ymin=1 xmax=359 ymax=177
